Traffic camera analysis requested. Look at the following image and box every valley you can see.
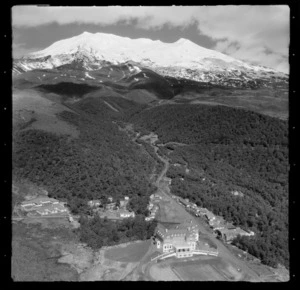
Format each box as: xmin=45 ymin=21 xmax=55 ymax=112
xmin=11 ymin=30 xmax=289 ymax=282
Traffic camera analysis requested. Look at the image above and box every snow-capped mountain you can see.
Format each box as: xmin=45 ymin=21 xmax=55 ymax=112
xmin=13 ymin=32 xmax=288 ymax=88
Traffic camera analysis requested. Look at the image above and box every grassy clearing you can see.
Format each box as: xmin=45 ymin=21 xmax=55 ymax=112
xmin=104 ymin=240 xmax=151 ymax=263
xmin=173 ymin=263 xmax=224 ymax=281
xmin=171 ymin=256 xmax=244 ymax=281
xmin=177 ymin=88 xmax=288 ymax=120
xmin=149 ymin=264 xmax=180 ymax=281
xmin=198 ymin=234 xmax=218 ymax=249
xmin=13 ymin=89 xmax=79 ymax=138
xmin=156 ymin=199 xmax=188 ymax=223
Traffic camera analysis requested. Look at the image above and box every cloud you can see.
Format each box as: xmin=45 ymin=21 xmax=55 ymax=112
xmin=13 ymin=42 xmax=42 ymax=58
xmin=12 ymin=5 xmax=290 ymax=72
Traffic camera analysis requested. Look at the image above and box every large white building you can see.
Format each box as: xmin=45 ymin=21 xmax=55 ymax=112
xmin=155 ymin=220 xmax=200 ymax=258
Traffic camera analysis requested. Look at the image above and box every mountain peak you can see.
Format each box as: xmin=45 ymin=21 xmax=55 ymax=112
xmin=14 ymin=31 xmax=287 ymax=88
xmin=175 ymin=38 xmax=191 ymax=44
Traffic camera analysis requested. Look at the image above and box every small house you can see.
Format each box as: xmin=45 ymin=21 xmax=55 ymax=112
xmin=118 ymin=210 xmax=135 ymax=218
xmin=106 ymin=202 xmax=116 ymax=210
xmin=178 ymin=198 xmax=190 ymax=208
xmin=87 ymin=200 xmax=101 ymax=207
xmin=204 ymin=211 xmax=215 ymax=222
xmin=215 ymin=227 xmax=254 ymax=243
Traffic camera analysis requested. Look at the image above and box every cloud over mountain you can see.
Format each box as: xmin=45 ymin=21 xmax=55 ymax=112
xmin=12 ymin=6 xmax=289 ymax=73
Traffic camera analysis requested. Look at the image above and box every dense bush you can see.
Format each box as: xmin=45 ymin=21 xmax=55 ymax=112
xmin=78 ymin=215 xmax=157 ymax=249
xmin=129 ymin=104 xmax=289 ymax=268
xmin=13 ymin=97 xmax=156 ymax=216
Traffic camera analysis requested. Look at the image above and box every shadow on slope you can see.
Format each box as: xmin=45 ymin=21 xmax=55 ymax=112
xmin=36 ymin=82 xmax=100 ymax=98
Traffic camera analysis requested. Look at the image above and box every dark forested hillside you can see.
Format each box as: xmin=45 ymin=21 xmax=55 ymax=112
xmin=128 ymin=104 xmax=289 ymax=268
xmin=13 ymin=96 xmax=155 ymax=216
xmin=78 ymin=215 xmax=157 ymax=249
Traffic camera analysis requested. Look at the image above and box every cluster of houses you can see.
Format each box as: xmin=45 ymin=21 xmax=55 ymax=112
xmin=153 ymin=219 xmax=218 ymax=260
xmin=20 ymin=197 xmax=69 ymax=216
xmin=145 ymin=194 xmax=161 ymax=221
xmin=174 ymin=196 xmax=255 ymax=243
xmin=88 ymin=196 xmax=135 ymax=219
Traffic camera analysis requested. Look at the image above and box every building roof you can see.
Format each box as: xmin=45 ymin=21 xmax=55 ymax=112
xmin=204 ymin=211 xmax=215 ymax=220
xmin=37 ymin=203 xmax=66 ymax=211
xmin=178 ymin=198 xmax=190 ymax=206
xmin=22 ymin=197 xmax=59 ymax=205
xmin=156 ymin=220 xmax=199 ymax=240
xmin=217 ymin=227 xmax=249 ymax=237
xmin=119 ymin=209 xmax=134 ymax=216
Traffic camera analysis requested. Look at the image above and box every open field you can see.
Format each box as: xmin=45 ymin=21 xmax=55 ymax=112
xmin=171 ymin=256 xmax=243 ymax=281
xmin=156 ymin=199 xmax=188 ymax=223
xmin=149 ymin=264 xmax=181 ymax=281
xmin=173 ymin=263 xmax=224 ymax=281
xmin=198 ymin=233 xmax=218 ymax=249
xmin=104 ymin=240 xmax=151 ymax=263
xmin=13 ymin=88 xmax=79 ymax=137
xmin=175 ymin=88 xmax=289 ymax=120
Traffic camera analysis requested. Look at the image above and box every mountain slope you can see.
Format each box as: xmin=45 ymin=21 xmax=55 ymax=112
xmin=13 ymin=32 xmax=288 ymax=89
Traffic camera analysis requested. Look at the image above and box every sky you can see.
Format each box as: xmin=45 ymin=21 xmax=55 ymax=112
xmin=12 ymin=5 xmax=290 ymax=73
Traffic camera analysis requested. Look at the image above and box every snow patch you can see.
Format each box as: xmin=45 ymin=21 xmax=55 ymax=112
xmin=143 ymin=73 xmax=149 ymax=79
xmin=85 ymin=72 xmax=95 ymax=79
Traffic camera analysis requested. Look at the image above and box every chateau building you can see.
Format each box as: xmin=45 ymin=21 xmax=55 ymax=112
xmin=155 ymin=220 xmax=199 ymax=258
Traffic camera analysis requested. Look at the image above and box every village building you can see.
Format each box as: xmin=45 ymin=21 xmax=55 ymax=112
xmin=216 ymin=227 xmax=255 ymax=242
xmin=203 ymin=211 xmax=216 ymax=222
xmin=208 ymin=216 xmax=225 ymax=228
xmin=21 ymin=197 xmax=60 ymax=209
xmin=155 ymin=220 xmax=200 ymax=258
xmin=178 ymin=198 xmax=191 ymax=208
xmin=106 ymin=202 xmax=116 ymax=210
xmin=87 ymin=200 xmax=101 ymax=207
xmin=147 ymin=202 xmax=154 ymax=210
xmin=118 ymin=209 xmax=135 ymax=218
xmin=36 ymin=203 xmax=68 ymax=216
xmin=20 ymin=196 xmax=68 ymax=216
xmin=231 ymin=190 xmax=244 ymax=197
xmin=152 ymin=194 xmax=162 ymax=200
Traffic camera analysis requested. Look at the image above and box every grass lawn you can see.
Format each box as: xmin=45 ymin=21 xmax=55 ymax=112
xmin=104 ymin=240 xmax=151 ymax=263
xmin=171 ymin=256 xmax=243 ymax=281
xmin=198 ymin=234 xmax=218 ymax=249
xmin=156 ymin=199 xmax=188 ymax=223
xmin=173 ymin=263 xmax=224 ymax=281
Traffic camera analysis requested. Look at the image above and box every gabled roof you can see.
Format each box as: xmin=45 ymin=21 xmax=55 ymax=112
xmin=22 ymin=197 xmax=58 ymax=205
xmin=156 ymin=220 xmax=199 ymax=239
